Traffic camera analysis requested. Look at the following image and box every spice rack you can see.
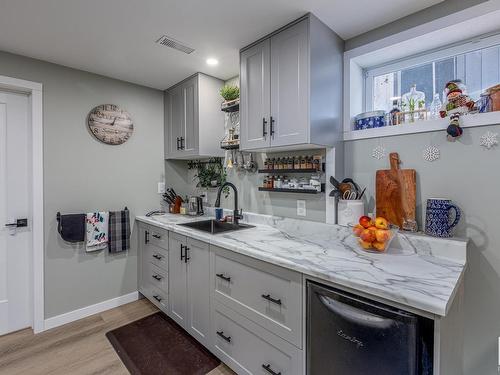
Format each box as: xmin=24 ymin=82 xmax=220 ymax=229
xmin=260 ymin=154 xmax=325 ymax=194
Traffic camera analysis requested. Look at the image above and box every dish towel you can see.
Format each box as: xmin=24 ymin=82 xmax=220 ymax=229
xmin=57 ymin=213 xmax=86 ymax=243
xmin=108 ymin=209 xmax=131 ymax=253
xmin=86 ymin=212 xmax=109 ymax=252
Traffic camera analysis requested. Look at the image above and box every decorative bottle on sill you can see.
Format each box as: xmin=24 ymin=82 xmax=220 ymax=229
xmin=430 ymin=93 xmax=442 ymax=119
xmin=389 ymin=99 xmax=401 ymax=126
xmin=402 ymin=84 xmax=425 ymax=123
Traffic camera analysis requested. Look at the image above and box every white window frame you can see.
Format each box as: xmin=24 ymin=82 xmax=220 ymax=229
xmin=364 ymin=32 xmax=500 ymax=113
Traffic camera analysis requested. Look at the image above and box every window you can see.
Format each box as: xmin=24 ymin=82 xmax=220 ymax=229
xmin=365 ymin=36 xmax=500 ymax=113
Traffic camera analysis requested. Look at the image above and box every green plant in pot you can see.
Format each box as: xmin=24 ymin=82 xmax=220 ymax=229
xmin=220 ymin=85 xmax=239 ymax=102
xmin=189 ymin=158 xmax=229 ymax=197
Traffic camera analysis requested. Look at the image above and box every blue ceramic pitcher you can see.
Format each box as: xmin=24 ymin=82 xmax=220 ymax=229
xmin=425 ymin=198 xmax=461 ymax=238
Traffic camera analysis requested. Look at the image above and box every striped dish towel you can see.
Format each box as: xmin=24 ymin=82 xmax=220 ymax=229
xmin=108 ymin=209 xmax=131 ymax=253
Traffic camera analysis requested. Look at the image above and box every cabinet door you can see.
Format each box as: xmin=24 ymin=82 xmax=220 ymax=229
xmin=180 ymin=77 xmax=199 ymax=155
xmin=240 ymin=39 xmax=271 ymax=150
xmin=270 ymin=19 xmax=309 ymax=147
xmin=186 ymin=238 xmax=211 ymax=347
xmin=167 ymin=85 xmax=184 ymax=158
xmin=168 ymin=233 xmax=188 ymax=328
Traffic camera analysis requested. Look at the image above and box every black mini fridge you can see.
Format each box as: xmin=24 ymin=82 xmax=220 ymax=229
xmin=307 ymin=281 xmax=432 ymax=375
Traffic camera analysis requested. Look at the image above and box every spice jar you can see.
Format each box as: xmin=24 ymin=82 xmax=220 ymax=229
xmin=299 ymin=156 xmax=306 ymax=169
xmin=306 ymin=156 xmax=313 ymax=169
xmin=274 ymin=176 xmax=282 ymax=189
xmin=287 ymin=157 xmax=293 ymax=169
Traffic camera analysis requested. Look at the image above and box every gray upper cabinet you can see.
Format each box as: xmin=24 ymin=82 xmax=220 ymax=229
xmin=165 ymin=73 xmax=225 ymax=159
xmin=240 ymin=14 xmax=344 ymax=151
xmin=240 ymin=39 xmax=271 ymax=150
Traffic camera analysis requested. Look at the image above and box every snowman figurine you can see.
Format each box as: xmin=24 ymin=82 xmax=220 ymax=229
xmin=439 ymin=80 xmax=475 ymax=140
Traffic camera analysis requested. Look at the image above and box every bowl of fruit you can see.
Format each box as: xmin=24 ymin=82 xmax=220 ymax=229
xmin=351 ymin=216 xmax=398 ymax=253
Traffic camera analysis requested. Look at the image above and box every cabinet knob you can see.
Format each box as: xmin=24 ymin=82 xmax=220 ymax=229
xmin=262 ymin=294 xmax=282 ymax=305
xmin=262 ymin=364 xmax=281 ymax=375
xmin=216 ymin=273 xmax=231 ymax=282
xmin=216 ymin=330 xmax=231 ymax=343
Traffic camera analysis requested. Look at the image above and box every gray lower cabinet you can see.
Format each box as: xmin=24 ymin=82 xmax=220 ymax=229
xmin=240 ymin=14 xmax=344 ymax=151
xmin=138 ymin=224 xmax=169 ymax=313
xmin=168 ymin=232 xmax=211 ymax=348
xmin=213 ymin=301 xmax=303 ymax=375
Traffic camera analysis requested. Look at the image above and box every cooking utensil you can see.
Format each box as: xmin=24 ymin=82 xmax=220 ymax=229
xmin=329 ymin=176 xmax=341 ymax=189
xmin=357 ymin=187 xmax=366 ymax=200
xmin=376 ymin=153 xmax=416 ymax=228
xmin=342 ymin=190 xmax=357 ymax=200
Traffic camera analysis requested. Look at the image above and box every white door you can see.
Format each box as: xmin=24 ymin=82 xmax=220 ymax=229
xmin=0 ymin=90 xmax=32 ymax=336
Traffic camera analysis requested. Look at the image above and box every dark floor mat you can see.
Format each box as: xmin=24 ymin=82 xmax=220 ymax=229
xmin=106 ymin=312 xmax=220 ymax=375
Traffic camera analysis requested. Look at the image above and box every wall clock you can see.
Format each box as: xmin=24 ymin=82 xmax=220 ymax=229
xmin=87 ymin=104 xmax=133 ymax=145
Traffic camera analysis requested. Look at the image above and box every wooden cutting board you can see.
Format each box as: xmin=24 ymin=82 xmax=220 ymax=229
xmin=376 ymin=153 xmax=416 ymax=228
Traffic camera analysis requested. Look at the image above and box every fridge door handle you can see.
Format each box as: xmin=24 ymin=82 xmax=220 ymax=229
xmin=317 ymin=293 xmax=393 ymax=329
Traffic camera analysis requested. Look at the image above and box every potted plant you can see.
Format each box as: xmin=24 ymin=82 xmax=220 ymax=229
xmin=220 ymin=85 xmax=240 ymax=103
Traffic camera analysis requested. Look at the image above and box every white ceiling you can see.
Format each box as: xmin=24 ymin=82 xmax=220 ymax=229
xmin=0 ymin=0 xmax=443 ymax=89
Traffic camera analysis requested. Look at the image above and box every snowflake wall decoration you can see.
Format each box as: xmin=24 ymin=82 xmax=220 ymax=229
xmin=423 ymin=145 xmax=440 ymax=162
xmin=479 ymin=131 xmax=498 ymax=149
xmin=372 ymin=145 xmax=386 ymax=160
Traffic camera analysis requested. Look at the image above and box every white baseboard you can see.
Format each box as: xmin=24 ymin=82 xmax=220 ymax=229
xmin=43 ymin=291 xmax=139 ymax=331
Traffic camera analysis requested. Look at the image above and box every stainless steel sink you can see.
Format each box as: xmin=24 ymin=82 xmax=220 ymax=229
xmin=178 ymin=219 xmax=254 ymax=234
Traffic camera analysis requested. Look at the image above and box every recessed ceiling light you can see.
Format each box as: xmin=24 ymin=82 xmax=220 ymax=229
xmin=206 ymin=58 xmax=219 ymax=66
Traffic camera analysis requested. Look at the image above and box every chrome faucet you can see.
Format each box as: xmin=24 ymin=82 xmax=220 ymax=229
xmin=215 ymin=182 xmax=243 ymax=225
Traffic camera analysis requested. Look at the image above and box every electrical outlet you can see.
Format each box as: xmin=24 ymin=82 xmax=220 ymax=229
xmin=297 ymin=200 xmax=306 ymax=216
xmin=157 ymin=182 xmax=165 ymax=194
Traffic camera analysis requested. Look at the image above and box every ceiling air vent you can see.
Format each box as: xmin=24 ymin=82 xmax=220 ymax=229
xmin=156 ymin=35 xmax=195 ymax=54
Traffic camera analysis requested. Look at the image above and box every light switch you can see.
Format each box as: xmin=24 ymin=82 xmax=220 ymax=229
xmin=297 ymin=200 xmax=306 ymax=216
xmin=157 ymin=182 xmax=165 ymax=194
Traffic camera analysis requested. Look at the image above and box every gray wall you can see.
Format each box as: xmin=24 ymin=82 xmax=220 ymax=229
xmin=345 ymin=126 xmax=500 ymax=374
xmin=345 ymin=1 xmax=499 ymax=372
xmin=0 ymin=51 xmax=164 ymax=318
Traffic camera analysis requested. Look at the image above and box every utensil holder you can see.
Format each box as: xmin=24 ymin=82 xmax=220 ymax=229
xmin=338 ymin=200 xmax=364 ymax=226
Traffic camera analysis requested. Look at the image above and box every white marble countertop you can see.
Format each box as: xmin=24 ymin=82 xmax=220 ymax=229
xmin=136 ymin=211 xmax=467 ymax=317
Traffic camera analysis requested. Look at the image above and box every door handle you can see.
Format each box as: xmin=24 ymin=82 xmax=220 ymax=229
xmin=184 ymin=246 xmax=190 ymax=263
xmin=145 ymin=230 xmax=150 ymax=244
xmin=270 ymin=116 xmax=275 ymax=137
xmin=152 ymin=274 xmax=163 ymax=281
xmin=216 ymin=331 xmax=231 ymax=343
xmin=262 ymin=117 xmax=268 ymax=138
xmin=180 ymin=244 xmax=185 ymax=261
xmin=5 ymin=218 xmax=28 ymax=228
xmin=152 ymin=254 xmax=163 ymax=260
xmin=262 ymin=294 xmax=282 ymax=305
xmin=180 ymin=137 xmax=185 ymax=150
xmin=153 ymin=295 xmax=162 ymax=302
xmin=176 ymin=137 xmax=180 ymax=150
xmin=262 ymin=364 xmax=281 ymax=375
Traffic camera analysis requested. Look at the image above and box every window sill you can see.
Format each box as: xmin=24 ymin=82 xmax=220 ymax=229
xmin=343 ymin=111 xmax=500 ymax=141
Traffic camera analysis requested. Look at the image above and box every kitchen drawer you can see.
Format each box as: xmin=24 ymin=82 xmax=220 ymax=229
xmin=213 ymin=302 xmax=302 ymax=375
xmin=143 ymin=283 xmax=168 ymax=312
xmin=144 ymin=262 xmax=168 ymax=294
xmin=145 ymin=244 xmax=168 ymax=271
xmin=148 ymin=226 xmax=168 ymax=250
xmin=211 ymin=246 xmax=302 ymax=348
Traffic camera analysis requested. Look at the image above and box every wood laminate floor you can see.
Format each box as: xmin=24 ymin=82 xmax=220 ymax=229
xmin=0 ymin=299 xmax=235 ymax=375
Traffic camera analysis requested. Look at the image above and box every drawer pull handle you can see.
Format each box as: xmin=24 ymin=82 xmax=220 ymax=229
xmin=180 ymin=244 xmax=185 ymax=261
xmin=145 ymin=230 xmax=150 ymax=244
xmin=262 ymin=294 xmax=282 ymax=305
xmin=262 ymin=364 xmax=281 ymax=375
xmin=152 ymin=254 xmax=163 ymax=260
xmin=152 ymin=234 xmax=161 ymax=239
xmin=216 ymin=331 xmax=231 ymax=343
xmin=153 ymin=295 xmax=162 ymax=302
xmin=152 ymin=274 xmax=163 ymax=281
xmin=216 ymin=273 xmax=231 ymax=282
